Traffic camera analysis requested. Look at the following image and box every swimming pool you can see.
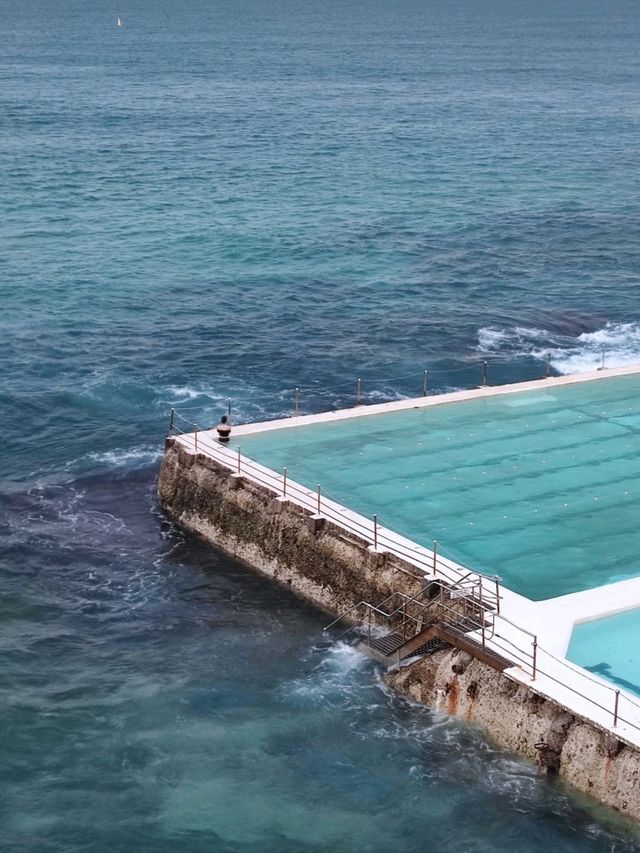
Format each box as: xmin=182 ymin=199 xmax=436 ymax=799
xmin=568 ymin=609 xmax=640 ymax=699
xmin=233 ymin=373 xmax=640 ymax=600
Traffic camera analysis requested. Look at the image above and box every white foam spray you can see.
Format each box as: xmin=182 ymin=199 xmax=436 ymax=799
xmin=476 ymin=321 xmax=640 ymax=374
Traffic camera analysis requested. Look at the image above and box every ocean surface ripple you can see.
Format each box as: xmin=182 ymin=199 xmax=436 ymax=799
xmin=3 ymin=0 xmax=640 ymax=848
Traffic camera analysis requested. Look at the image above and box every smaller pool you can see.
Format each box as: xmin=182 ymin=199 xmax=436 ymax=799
xmin=567 ymin=609 xmax=640 ymax=698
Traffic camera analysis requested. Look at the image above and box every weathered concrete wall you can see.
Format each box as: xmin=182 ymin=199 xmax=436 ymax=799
xmin=387 ymin=647 xmax=640 ymax=821
xmin=158 ymin=440 xmax=426 ymax=617
xmin=159 ymin=439 xmax=640 ymax=822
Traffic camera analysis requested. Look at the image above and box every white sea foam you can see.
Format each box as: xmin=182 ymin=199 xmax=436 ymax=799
xmin=476 ymin=327 xmax=512 ymax=351
xmin=86 ymin=447 xmax=163 ymax=468
xmin=559 ymin=322 xmax=640 ymax=373
xmin=161 ymin=385 xmax=232 ymax=405
xmin=476 ymin=321 xmax=640 ymax=375
xmin=283 ymin=641 xmax=369 ymax=703
xmin=165 ymin=385 xmax=204 ymax=401
xmin=158 ymin=385 xmax=271 ymax=425
xmin=321 ymin=639 xmax=368 ymax=672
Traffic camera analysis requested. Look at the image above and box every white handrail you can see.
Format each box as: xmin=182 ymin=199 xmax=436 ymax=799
xmin=169 ymin=428 xmax=640 ymax=744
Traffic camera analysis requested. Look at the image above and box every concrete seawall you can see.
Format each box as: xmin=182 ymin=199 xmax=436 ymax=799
xmin=158 ymin=441 xmax=426 ymax=615
xmin=388 ymin=649 xmax=640 ymax=819
xmin=158 ymin=438 xmax=640 ymax=821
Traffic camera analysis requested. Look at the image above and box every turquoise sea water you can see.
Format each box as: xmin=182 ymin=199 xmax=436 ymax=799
xmin=236 ymin=374 xmax=640 ymax=601
xmin=5 ymin=0 xmax=640 ymax=848
xmin=569 ymin=610 xmax=640 ymax=699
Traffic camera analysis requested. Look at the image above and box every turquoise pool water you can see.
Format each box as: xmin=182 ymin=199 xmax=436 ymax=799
xmin=568 ymin=610 xmax=640 ymax=698
xmin=234 ymin=374 xmax=640 ymax=601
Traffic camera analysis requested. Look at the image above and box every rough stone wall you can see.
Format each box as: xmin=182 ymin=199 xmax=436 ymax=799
xmin=158 ymin=440 xmax=426 ymax=617
xmin=387 ymin=647 xmax=640 ymax=821
xmin=159 ymin=439 xmax=640 ymax=822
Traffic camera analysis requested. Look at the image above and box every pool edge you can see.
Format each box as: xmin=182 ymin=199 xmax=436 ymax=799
xmin=231 ymin=362 xmax=640 ymax=437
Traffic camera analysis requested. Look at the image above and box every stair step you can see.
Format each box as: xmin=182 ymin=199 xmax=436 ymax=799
xmin=368 ymin=632 xmax=407 ymax=656
xmin=368 ymin=630 xmax=445 ymax=660
xmin=441 ymin=625 xmax=512 ymax=670
xmin=368 ymin=624 xmax=512 ymax=671
xmin=409 ymin=637 xmax=448 ymax=658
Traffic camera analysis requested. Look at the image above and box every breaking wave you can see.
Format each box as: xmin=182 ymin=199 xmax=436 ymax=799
xmin=86 ymin=447 xmax=163 ymax=468
xmin=477 ymin=321 xmax=640 ymax=374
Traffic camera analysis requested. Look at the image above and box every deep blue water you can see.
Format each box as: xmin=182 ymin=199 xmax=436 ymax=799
xmin=4 ymin=0 xmax=640 ymax=848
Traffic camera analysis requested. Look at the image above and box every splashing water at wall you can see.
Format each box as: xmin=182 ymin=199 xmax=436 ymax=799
xmin=477 ymin=322 xmax=640 ymax=375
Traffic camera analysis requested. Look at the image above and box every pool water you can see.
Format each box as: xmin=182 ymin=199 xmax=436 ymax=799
xmin=234 ymin=374 xmax=640 ymax=601
xmin=568 ymin=610 xmax=640 ymax=698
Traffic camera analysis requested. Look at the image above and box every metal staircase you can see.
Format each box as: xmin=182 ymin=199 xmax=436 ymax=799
xmin=324 ymin=575 xmax=511 ymax=671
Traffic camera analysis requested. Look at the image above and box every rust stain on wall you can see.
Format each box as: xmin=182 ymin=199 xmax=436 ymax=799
xmin=447 ymin=677 xmax=459 ymax=716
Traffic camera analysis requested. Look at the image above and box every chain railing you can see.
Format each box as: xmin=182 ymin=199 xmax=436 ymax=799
xmin=166 ymin=420 xmax=640 ymax=745
xmin=168 ymin=348 xmax=611 ymax=421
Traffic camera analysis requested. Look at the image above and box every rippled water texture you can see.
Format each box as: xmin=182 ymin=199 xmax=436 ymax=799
xmin=3 ymin=0 xmax=640 ymax=849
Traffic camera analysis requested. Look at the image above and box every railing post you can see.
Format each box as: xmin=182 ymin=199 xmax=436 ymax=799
xmin=356 ymin=378 xmax=362 ymax=406
xmin=373 ymin=514 xmax=378 ymax=549
xmin=367 ymin=607 xmax=372 ymax=646
xmin=432 ymin=540 xmax=438 ymax=576
xmin=546 ymin=352 xmax=551 ymax=378
xmin=532 ymin=636 xmax=538 ymax=680
xmin=601 ymin=346 xmax=606 ymax=371
xmin=613 ymin=689 xmax=620 ymax=727
xmin=316 ymin=483 xmax=321 ymax=515
xmin=283 ymin=467 xmax=288 ymax=498
xmin=494 ymin=576 xmax=500 ymax=615
xmin=237 ymin=446 xmax=241 ymax=473
xmin=482 ymin=360 xmax=488 ymax=387
xmin=294 ymin=387 xmax=300 ymax=417
xmin=194 ymin=423 xmax=199 ymax=453
xmin=169 ymin=408 xmax=175 ymax=433
xmin=227 ymin=398 xmax=231 ymax=420
xmin=423 ymin=369 xmax=429 ymax=397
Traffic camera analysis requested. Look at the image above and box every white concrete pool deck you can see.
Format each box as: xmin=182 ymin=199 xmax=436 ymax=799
xmin=176 ymin=362 xmax=640 ymax=747
xmin=230 ymin=362 xmax=640 ymax=437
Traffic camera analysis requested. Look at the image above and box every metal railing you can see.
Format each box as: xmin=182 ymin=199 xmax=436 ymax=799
xmin=325 ymin=584 xmax=439 ymax=643
xmin=325 ymin=578 xmax=532 ymax=671
xmin=324 ymin=575 xmax=640 ymax=739
xmin=166 ymin=417 xmax=640 ymax=745
xmin=169 ymin=348 xmax=612 ymax=420
xmin=279 ymin=352 xmax=588 ymax=412
xmin=417 ymin=595 xmax=640 ymax=738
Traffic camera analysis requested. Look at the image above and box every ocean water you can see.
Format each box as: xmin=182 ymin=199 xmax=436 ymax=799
xmin=4 ymin=0 xmax=640 ymax=848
